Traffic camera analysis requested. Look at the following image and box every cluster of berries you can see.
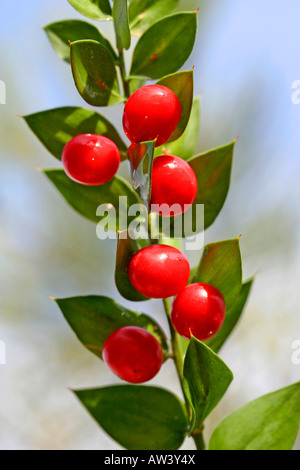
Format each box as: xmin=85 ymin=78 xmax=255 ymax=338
xmin=61 ymin=85 xmax=226 ymax=384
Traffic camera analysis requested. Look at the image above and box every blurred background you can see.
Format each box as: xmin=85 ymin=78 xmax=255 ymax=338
xmin=0 ymin=0 xmax=299 ymax=450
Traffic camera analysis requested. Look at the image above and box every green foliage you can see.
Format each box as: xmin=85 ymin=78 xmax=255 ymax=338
xmin=155 ymin=96 xmax=201 ymax=160
xmin=184 ymin=338 xmax=233 ymax=433
xmin=44 ymin=20 xmax=117 ymax=63
xmin=129 ymin=0 xmax=179 ymax=37
xmin=55 ymin=296 xmax=168 ymax=359
xmin=70 ymin=40 xmax=123 ymax=106
xmin=206 ymin=278 xmax=254 ymax=353
xmin=113 ymin=0 xmax=131 ymax=50
xmin=115 ymin=231 xmax=150 ymax=302
xmin=130 ymin=12 xmax=197 ymax=79
xmin=157 ymin=70 xmax=194 ymax=143
xmin=67 ymin=0 xmax=112 ymax=21
xmin=192 ymin=238 xmax=242 ymax=310
xmin=74 ymin=385 xmax=188 ymax=450
xmin=44 ymin=169 xmax=139 ymax=228
xmin=209 ymin=382 xmax=300 ymax=450
xmin=24 ymin=107 xmax=127 ymax=160
xmin=188 ymin=141 xmax=236 ymax=230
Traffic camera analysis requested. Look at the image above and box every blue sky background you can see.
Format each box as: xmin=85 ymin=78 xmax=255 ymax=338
xmin=0 ymin=0 xmax=299 ymax=449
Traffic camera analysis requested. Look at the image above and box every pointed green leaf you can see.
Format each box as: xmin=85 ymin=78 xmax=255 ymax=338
xmin=70 ymin=40 xmax=123 ymax=106
xmin=44 ymin=20 xmax=117 ymax=64
xmin=74 ymin=385 xmax=188 ymax=450
xmin=113 ymin=0 xmax=131 ymax=50
xmin=67 ymin=0 xmax=112 ymax=21
xmin=130 ymin=12 xmax=197 ymax=79
xmin=187 ymin=140 xmax=236 ymax=230
xmin=115 ymin=231 xmax=150 ymax=302
xmin=206 ymin=278 xmax=254 ymax=353
xmin=55 ymin=296 xmax=168 ymax=359
xmin=156 ymin=96 xmax=201 ymax=159
xmin=129 ymin=0 xmax=179 ymax=37
xmin=156 ymin=70 xmax=194 ymax=144
xmin=183 ymin=337 xmax=233 ymax=431
xmin=192 ymin=238 xmax=242 ymax=310
xmin=24 ymin=107 xmax=127 ymax=161
xmin=209 ymin=382 xmax=300 ymax=450
xmin=128 ymin=140 xmax=155 ymax=209
xmin=44 ymin=169 xmax=140 ymax=229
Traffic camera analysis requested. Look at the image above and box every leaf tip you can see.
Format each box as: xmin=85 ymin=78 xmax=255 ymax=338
xmin=48 ymin=295 xmax=56 ymax=301
xmin=234 ymin=135 xmax=240 ymax=143
xmin=35 ymin=166 xmax=43 ymax=173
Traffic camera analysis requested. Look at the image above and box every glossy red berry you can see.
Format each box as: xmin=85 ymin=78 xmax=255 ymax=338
xmin=103 ymin=326 xmax=163 ymax=383
xmin=128 ymin=244 xmax=190 ymax=299
xmin=123 ymin=85 xmax=182 ymax=147
xmin=62 ymin=134 xmax=120 ymax=186
xmin=151 ymin=155 xmax=198 ymax=216
xmin=171 ymin=283 xmax=226 ymax=341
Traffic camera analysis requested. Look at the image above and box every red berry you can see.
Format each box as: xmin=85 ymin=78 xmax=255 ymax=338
xmin=62 ymin=134 xmax=120 ymax=186
xmin=128 ymin=244 xmax=190 ymax=299
xmin=103 ymin=326 xmax=163 ymax=383
xmin=171 ymin=283 xmax=226 ymax=341
xmin=151 ymin=155 xmax=198 ymax=216
xmin=123 ymin=85 xmax=181 ymax=147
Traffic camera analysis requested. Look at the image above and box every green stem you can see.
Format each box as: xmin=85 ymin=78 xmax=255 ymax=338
xmin=192 ymin=432 xmax=206 ymax=450
xmin=162 ymin=297 xmax=206 ymax=451
xmin=118 ymin=49 xmax=130 ymax=99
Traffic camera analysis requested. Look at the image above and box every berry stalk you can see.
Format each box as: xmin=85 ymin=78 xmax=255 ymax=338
xmin=118 ymin=49 xmax=130 ymax=100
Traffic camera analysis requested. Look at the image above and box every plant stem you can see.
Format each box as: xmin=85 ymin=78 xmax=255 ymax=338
xmin=162 ymin=297 xmax=206 ymax=451
xmin=118 ymin=49 xmax=130 ymax=99
xmin=192 ymin=432 xmax=206 ymax=450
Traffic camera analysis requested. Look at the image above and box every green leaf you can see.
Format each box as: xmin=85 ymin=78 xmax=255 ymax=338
xmin=128 ymin=140 xmax=155 ymax=209
xmin=115 ymin=231 xmax=150 ymax=302
xmin=67 ymin=0 xmax=112 ymax=21
xmin=130 ymin=12 xmax=197 ymax=79
xmin=129 ymin=0 xmax=179 ymax=37
xmin=44 ymin=169 xmax=140 ymax=229
xmin=44 ymin=20 xmax=117 ymax=64
xmin=183 ymin=337 xmax=233 ymax=431
xmin=24 ymin=107 xmax=127 ymax=161
xmin=55 ymin=296 xmax=168 ymax=359
xmin=156 ymin=96 xmax=201 ymax=160
xmin=187 ymin=140 xmax=236 ymax=230
xmin=70 ymin=40 xmax=123 ymax=106
xmin=192 ymin=238 xmax=242 ymax=310
xmin=155 ymin=140 xmax=234 ymax=239
xmin=129 ymin=76 xmax=147 ymax=94
xmin=113 ymin=0 xmax=131 ymax=50
xmin=206 ymin=278 xmax=254 ymax=353
xmin=209 ymin=382 xmax=300 ymax=450
xmin=74 ymin=385 xmax=188 ymax=450
xmin=156 ymin=70 xmax=194 ymax=144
